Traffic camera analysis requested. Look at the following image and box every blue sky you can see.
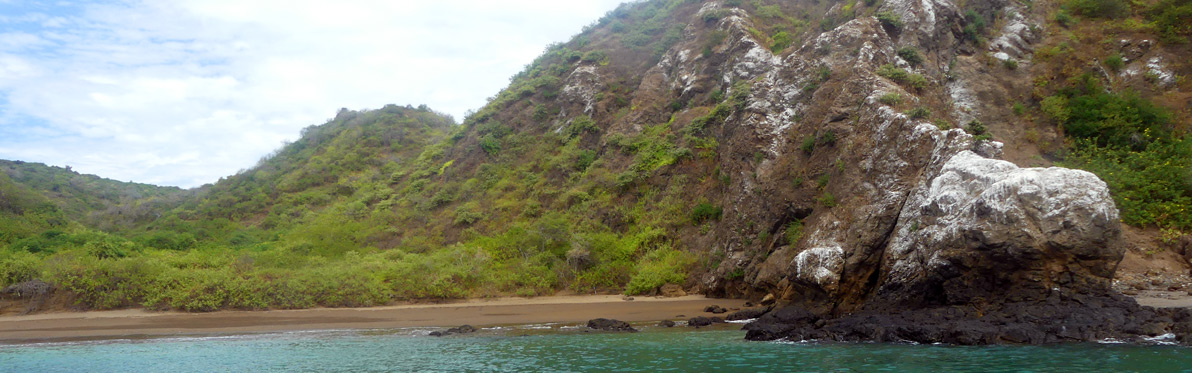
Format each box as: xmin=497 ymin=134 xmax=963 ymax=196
xmin=0 ymin=0 xmax=625 ymax=187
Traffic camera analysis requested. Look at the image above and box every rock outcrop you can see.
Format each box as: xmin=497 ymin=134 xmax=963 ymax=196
xmin=587 ymin=318 xmax=638 ymax=332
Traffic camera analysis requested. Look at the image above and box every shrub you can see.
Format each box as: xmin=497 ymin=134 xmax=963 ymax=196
xmin=453 ymin=203 xmax=484 ymax=225
xmin=897 ymin=46 xmax=924 ymax=66
xmin=963 ymin=10 xmax=987 ymax=42
xmin=771 ymin=31 xmax=792 ymax=52
xmin=1056 ymin=10 xmax=1076 ymax=27
xmin=876 ymin=11 xmax=903 ymax=32
xmin=581 ymin=50 xmax=606 ymax=63
xmin=1067 ymin=0 xmax=1130 ymax=19
xmin=1104 ymin=54 xmax=1125 ymax=71
xmin=479 ymin=134 xmax=501 ymax=155
xmin=818 ymin=192 xmax=838 ymax=207
xmin=690 ymin=202 xmax=723 ymax=224
xmin=801 ymin=136 xmax=816 ymax=153
xmin=879 ymin=92 xmax=903 ymax=106
xmin=624 ymin=247 xmax=694 ymax=295
xmin=1147 ymin=0 xmax=1192 ymax=43
xmin=819 ymin=130 xmax=837 ymax=146
xmin=965 ymin=119 xmax=992 ymax=142
xmin=1003 ymin=58 xmax=1019 ymax=70
xmin=783 ymin=219 xmax=804 ymax=245
xmin=906 ymin=107 xmax=931 ymax=119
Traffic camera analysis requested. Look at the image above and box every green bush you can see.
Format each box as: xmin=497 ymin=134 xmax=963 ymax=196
xmin=624 ymin=247 xmax=693 ymax=295
xmin=876 ymin=11 xmax=903 ymax=32
xmin=801 ymin=136 xmax=816 ymax=153
xmin=879 ymin=92 xmax=903 ymax=106
xmin=1067 ymin=0 xmax=1131 ymax=19
xmin=1147 ymin=0 xmax=1192 ymax=43
xmin=690 ymin=202 xmax=723 ymax=224
xmin=783 ymin=219 xmax=804 ymax=245
xmin=1104 ymin=54 xmax=1125 ymax=71
xmin=818 ymin=192 xmax=838 ymax=207
xmin=771 ymin=31 xmax=793 ymax=52
xmin=897 ymin=47 xmax=924 ymax=66
xmin=906 ymin=107 xmax=931 ymax=119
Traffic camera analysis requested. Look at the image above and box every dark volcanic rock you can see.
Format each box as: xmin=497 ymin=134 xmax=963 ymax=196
xmin=687 ymin=316 xmax=725 ymax=327
xmin=725 ymin=307 xmax=770 ymax=321
xmin=703 ymin=305 xmax=728 ymax=314
xmin=744 ymin=293 xmax=1186 ymax=345
xmin=430 ymin=324 xmax=478 ymax=336
xmin=658 ymin=320 xmax=676 ymax=327
xmin=587 ymin=318 xmax=637 ymax=332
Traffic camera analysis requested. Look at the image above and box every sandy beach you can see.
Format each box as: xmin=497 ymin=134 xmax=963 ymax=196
xmin=0 ymin=295 xmax=747 ymax=343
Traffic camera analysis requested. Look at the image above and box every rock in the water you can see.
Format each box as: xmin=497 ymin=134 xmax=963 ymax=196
xmin=660 ymin=284 xmax=687 ymax=297
xmin=430 ymin=324 xmax=478 ymax=336
xmin=687 ymin=316 xmax=725 ymax=327
xmin=658 ymin=320 xmax=676 ymax=327
xmin=587 ymin=318 xmax=637 ymax=332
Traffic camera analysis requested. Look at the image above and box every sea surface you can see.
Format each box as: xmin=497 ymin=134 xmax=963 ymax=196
xmin=3 ymin=323 xmax=1191 ymax=372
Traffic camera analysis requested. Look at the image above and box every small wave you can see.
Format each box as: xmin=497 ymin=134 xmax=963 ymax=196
xmin=726 ymin=318 xmax=757 ymax=324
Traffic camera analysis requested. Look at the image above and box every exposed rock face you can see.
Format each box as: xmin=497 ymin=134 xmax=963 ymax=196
xmin=876 ymin=151 xmax=1123 ymax=308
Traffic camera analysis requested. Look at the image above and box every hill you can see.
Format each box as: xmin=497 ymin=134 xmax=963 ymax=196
xmin=1 ymin=0 xmax=1190 ymax=318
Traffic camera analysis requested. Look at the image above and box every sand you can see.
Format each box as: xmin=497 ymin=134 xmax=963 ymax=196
xmin=0 ymin=295 xmax=747 ymax=344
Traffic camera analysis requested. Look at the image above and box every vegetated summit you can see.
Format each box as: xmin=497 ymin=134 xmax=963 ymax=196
xmin=2 ymin=0 xmax=1191 ymax=343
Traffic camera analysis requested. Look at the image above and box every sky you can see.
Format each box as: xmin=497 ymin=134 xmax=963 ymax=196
xmin=0 ymin=0 xmax=626 ymax=188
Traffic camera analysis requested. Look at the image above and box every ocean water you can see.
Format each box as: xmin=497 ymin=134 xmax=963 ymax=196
xmin=3 ymin=324 xmax=1191 ymax=372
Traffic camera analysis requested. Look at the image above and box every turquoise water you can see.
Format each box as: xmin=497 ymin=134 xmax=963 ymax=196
xmin=3 ymin=324 xmax=1191 ymax=372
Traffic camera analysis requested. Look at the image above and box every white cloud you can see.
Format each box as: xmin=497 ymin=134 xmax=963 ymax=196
xmin=0 ymin=0 xmax=625 ymax=187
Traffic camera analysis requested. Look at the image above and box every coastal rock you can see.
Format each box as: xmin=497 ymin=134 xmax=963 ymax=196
xmin=878 ymin=151 xmax=1122 ymax=308
xmin=725 ymin=307 xmax=770 ymax=321
xmin=587 ymin=318 xmax=637 ymax=332
xmin=658 ymin=320 xmax=676 ymax=327
xmin=703 ymin=305 xmax=728 ymax=314
xmin=687 ymin=316 xmax=725 ymax=327
xmin=746 ymin=293 xmax=1188 ymax=345
xmin=429 ymin=324 xmax=478 ymax=336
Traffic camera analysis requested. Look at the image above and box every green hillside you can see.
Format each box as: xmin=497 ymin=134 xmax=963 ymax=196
xmin=1 ymin=0 xmax=1189 ymax=312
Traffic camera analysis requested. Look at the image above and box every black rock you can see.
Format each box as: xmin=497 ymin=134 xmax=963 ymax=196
xmin=587 ymin=318 xmax=638 ymax=332
xmin=658 ymin=320 xmax=676 ymax=327
xmin=430 ymin=324 xmax=478 ymax=336
xmin=703 ymin=305 xmax=728 ymax=314
xmin=726 ymin=307 xmax=770 ymax=321
xmin=687 ymin=316 xmax=725 ymax=327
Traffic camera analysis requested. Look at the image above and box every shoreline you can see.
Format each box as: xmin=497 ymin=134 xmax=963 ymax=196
xmin=0 ymin=295 xmax=747 ymax=344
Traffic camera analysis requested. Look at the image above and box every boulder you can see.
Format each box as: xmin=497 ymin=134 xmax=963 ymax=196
xmin=658 ymin=320 xmax=676 ymax=327
xmin=703 ymin=305 xmax=727 ymax=314
xmin=587 ymin=318 xmax=637 ymax=332
xmin=429 ymin=324 xmax=478 ymax=336
xmin=687 ymin=316 xmax=725 ymax=327
xmin=725 ymin=307 xmax=770 ymax=321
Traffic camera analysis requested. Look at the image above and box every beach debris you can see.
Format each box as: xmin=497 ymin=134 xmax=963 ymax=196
xmin=587 ymin=318 xmax=638 ymax=332
xmin=622 ymin=296 xmax=635 ymax=301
